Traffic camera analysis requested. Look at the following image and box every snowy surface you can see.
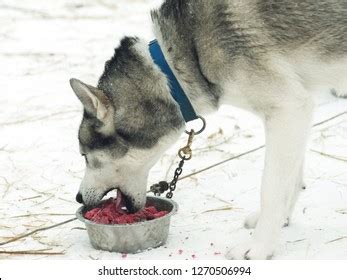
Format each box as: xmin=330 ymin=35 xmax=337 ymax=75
xmin=0 ymin=0 xmax=346 ymax=260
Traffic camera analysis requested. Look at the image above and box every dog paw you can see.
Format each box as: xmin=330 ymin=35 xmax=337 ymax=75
xmin=244 ymin=212 xmax=290 ymax=229
xmin=226 ymin=241 xmax=274 ymax=260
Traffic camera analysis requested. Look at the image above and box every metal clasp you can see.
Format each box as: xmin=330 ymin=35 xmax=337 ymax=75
xmin=178 ymin=116 xmax=206 ymax=160
xmin=178 ymin=130 xmax=194 ymax=160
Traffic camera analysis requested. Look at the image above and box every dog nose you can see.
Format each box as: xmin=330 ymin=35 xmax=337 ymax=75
xmin=76 ymin=192 xmax=84 ymax=204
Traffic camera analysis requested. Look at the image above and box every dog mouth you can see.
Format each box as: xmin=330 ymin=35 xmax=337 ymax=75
xmin=102 ymin=187 xmax=137 ymax=213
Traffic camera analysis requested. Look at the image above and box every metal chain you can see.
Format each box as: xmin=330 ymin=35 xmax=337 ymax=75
xmin=166 ymin=158 xmax=185 ymax=198
xmin=149 ymin=131 xmax=193 ymax=198
xmin=149 ymin=116 xmax=206 ymax=199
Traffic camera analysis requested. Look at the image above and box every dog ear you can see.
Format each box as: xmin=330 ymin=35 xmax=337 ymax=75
xmin=70 ymin=78 xmax=110 ymax=120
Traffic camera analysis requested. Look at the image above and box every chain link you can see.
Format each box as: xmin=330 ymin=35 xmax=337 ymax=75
xmin=166 ymin=158 xmax=185 ymax=198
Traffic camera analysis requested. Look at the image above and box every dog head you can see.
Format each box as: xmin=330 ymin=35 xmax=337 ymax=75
xmin=70 ymin=37 xmax=184 ymax=211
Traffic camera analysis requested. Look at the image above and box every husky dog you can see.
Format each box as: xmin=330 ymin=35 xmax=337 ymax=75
xmin=70 ymin=0 xmax=347 ymax=259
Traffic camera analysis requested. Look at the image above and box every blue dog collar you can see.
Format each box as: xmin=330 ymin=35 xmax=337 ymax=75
xmin=149 ymin=40 xmax=198 ymax=122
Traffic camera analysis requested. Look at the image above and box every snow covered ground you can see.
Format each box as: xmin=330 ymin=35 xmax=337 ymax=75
xmin=0 ymin=0 xmax=346 ymax=260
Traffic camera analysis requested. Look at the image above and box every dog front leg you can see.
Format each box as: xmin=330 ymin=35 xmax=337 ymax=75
xmin=244 ymin=158 xmax=305 ymax=229
xmin=227 ymin=98 xmax=313 ymax=259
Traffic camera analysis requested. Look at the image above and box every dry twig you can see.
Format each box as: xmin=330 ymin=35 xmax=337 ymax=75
xmin=0 ymin=250 xmax=65 ymax=256
xmin=336 ymin=209 xmax=347 ymax=215
xmin=310 ymin=149 xmax=347 ymax=162
xmin=0 ymin=176 xmax=20 ymax=198
xmin=313 ymin=111 xmax=347 ymax=128
xmin=0 ymin=218 xmax=77 ymax=246
xmin=201 ymin=206 xmax=239 ymax=214
xmin=178 ymin=145 xmax=264 ymax=181
xmin=20 ymin=195 xmax=42 ymax=201
xmin=286 ymin=238 xmax=306 ymax=244
xmin=325 ymin=236 xmax=347 ymax=244
xmin=9 ymin=213 xmax=75 ymax=219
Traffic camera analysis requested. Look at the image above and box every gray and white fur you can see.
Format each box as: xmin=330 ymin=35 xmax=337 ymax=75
xmin=70 ymin=0 xmax=347 ymax=259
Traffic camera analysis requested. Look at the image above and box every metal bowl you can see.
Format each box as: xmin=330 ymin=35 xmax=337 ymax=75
xmin=76 ymin=196 xmax=178 ymax=254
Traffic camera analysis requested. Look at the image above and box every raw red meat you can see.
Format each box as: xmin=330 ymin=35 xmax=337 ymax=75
xmin=84 ymin=197 xmax=168 ymax=225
